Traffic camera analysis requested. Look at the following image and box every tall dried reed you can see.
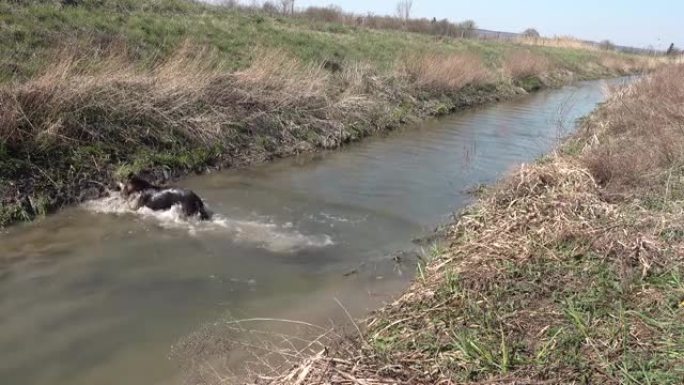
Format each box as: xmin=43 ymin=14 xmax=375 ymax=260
xmin=0 ymin=45 xmax=335 ymax=150
xmin=401 ymin=53 xmax=492 ymax=93
xmin=581 ymin=64 xmax=684 ymax=195
xmin=502 ymin=50 xmax=551 ymax=79
xmin=517 ymin=35 xmax=600 ymax=50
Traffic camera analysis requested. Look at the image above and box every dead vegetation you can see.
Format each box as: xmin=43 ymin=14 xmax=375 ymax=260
xmin=255 ymin=65 xmax=684 ymax=384
xmin=402 ymin=53 xmax=493 ymax=93
xmin=0 ymin=43 xmax=366 ymax=151
xmin=517 ymin=35 xmax=602 ymax=51
xmin=0 ymin=33 xmax=661 ymax=227
xmin=502 ymin=50 xmax=551 ymax=80
xmin=581 ymin=64 xmax=684 ymax=196
xmin=0 ymin=44 xmax=400 ymax=225
xmin=256 ymin=3 xmax=480 ymax=39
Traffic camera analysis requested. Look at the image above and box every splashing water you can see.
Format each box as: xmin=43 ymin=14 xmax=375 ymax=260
xmin=82 ymin=192 xmax=334 ymax=253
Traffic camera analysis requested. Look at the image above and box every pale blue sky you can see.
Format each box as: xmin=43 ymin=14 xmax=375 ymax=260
xmin=218 ymin=0 xmax=681 ymax=50
xmin=295 ymin=0 xmax=681 ymax=49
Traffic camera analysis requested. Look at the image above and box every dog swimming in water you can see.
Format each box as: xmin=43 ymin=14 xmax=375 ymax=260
xmin=119 ymin=173 xmax=211 ymax=220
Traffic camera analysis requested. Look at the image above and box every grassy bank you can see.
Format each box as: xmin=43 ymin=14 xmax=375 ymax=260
xmin=260 ymin=64 xmax=684 ymax=384
xmin=0 ymin=0 xmax=662 ymax=227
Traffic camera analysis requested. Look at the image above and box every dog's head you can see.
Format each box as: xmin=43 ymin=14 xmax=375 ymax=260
xmin=120 ymin=173 xmax=154 ymax=197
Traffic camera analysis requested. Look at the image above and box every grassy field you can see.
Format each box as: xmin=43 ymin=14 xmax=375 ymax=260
xmin=0 ymin=1 xmax=656 ymax=80
xmin=0 ymin=0 xmax=662 ymax=226
xmin=261 ymin=64 xmax=684 ymax=385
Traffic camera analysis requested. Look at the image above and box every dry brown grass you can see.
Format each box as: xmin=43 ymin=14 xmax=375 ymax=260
xmin=0 ymin=33 xmax=658 ymax=227
xmin=232 ymin=49 xmax=329 ymax=107
xmin=0 ymin=45 xmax=335 ymax=150
xmin=0 ymin=43 xmax=368 ymax=225
xmin=580 ymin=64 xmax=684 ymax=197
xmin=4 ymin=42 xmax=511 ymax=225
xmin=260 ymin=160 xmax=684 ymax=385
xmin=502 ymin=50 xmax=551 ymax=79
xmin=0 ymin=43 xmax=225 ymax=147
xmin=517 ymin=35 xmax=600 ymax=51
xmin=516 ymin=36 xmax=664 ymax=76
xmin=256 ymin=64 xmax=684 ymax=385
xmin=597 ymin=54 xmax=662 ymax=75
xmin=3 ymin=44 xmax=505 ymax=156
xmin=401 ymin=53 xmax=493 ymax=93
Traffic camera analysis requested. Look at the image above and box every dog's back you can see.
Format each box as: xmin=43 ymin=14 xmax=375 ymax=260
xmin=139 ymin=189 xmax=210 ymax=220
xmin=121 ymin=174 xmax=160 ymax=196
xmin=123 ymin=174 xmax=211 ymax=220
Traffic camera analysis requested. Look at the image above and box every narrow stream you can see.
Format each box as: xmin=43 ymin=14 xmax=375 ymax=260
xmin=0 ymin=78 xmax=627 ymax=385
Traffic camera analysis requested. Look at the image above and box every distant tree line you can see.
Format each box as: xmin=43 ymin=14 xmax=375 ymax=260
xmin=220 ymin=1 xmax=479 ymax=38
xmin=15 ymin=0 xmax=671 ymax=56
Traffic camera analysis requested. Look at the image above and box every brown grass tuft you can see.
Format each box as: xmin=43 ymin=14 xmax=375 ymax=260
xmin=580 ymin=64 xmax=684 ymax=197
xmin=401 ymin=53 xmax=493 ymax=93
xmin=232 ymin=49 xmax=329 ymax=108
xmin=0 ymin=45 xmax=334 ymax=150
xmin=0 ymin=42 xmax=228 ymax=147
xmin=600 ymin=53 xmax=665 ymax=75
xmin=502 ymin=50 xmax=551 ymax=79
xmin=259 ymin=155 xmax=684 ymax=385
xmin=517 ymin=35 xmax=600 ymax=50
xmin=8 ymin=41 xmax=506 ymax=225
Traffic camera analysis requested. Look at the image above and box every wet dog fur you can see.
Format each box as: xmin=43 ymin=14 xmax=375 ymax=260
xmin=119 ymin=173 xmax=211 ymax=220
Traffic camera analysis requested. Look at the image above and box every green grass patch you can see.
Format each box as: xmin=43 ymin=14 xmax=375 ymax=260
xmin=0 ymin=0 xmax=644 ymax=81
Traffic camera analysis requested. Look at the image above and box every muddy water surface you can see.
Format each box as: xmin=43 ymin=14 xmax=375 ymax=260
xmin=0 ymin=78 xmax=627 ymax=385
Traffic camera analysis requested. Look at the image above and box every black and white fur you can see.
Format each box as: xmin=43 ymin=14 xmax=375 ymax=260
xmin=119 ymin=174 xmax=211 ymax=220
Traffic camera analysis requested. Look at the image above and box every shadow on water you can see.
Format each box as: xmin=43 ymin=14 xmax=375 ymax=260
xmin=0 ymin=78 xmax=631 ymax=385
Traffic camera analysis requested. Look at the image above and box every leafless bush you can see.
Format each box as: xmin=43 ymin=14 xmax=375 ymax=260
xmin=522 ymin=28 xmax=540 ymax=38
xmin=261 ymin=1 xmax=278 ymax=14
xmin=395 ymin=0 xmax=412 ymax=22
xmin=218 ymin=0 xmax=238 ymax=8
xmin=289 ymin=3 xmax=477 ymax=39
xmin=303 ymin=5 xmax=344 ymax=23
xmin=279 ymin=0 xmax=294 ymax=15
xmin=666 ymin=43 xmax=680 ymax=56
xmin=599 ymin=39 xmax=616 ymax=51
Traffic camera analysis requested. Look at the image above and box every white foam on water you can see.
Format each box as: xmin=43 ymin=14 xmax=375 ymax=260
xmin=83 ymin=192 xmax=334 ymax=253
xmin=319 ymin=212 xmax=368 ymax=224
xmin=209 ymin=216 xmax=334 ymax=253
